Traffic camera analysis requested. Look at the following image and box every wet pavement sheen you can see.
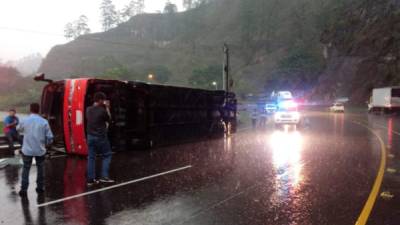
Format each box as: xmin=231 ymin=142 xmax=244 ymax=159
xmin=0 ymin=111 xmax=397 ymax=225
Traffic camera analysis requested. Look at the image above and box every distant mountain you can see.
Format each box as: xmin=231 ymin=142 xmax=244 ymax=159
xmin=0 ymin=65 xmax=22 ymax=92
xmin=14 ymin=53 xmax=43 ymax=76
xmin=0 ymin=64 xmax=44 ymax=111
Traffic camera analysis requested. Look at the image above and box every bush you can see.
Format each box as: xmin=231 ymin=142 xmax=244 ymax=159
xmin=188 ymin=65 xmax=222 ymax=89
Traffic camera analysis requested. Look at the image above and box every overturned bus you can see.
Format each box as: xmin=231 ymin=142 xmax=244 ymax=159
xmin=36 ymin=76 xmax=237 ymax=156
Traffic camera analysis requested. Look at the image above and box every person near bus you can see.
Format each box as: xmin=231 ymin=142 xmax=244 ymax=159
xmin=251 ymin=109 xmax=258 ymax=129
xmin=86 ymin=92 xmax=115 ymax=186
xmin=3 ymin=109 xmax=21 ymax=152
xmin=17 ymin=103 xmax=53 ymax=196
xmin=259 ymin=109 xmax=268 ymax=128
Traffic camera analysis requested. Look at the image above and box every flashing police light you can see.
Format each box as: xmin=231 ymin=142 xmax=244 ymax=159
xmin=278 ymin=100 xmax=298 ymax=109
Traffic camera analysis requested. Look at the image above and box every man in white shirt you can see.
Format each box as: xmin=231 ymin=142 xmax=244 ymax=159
xmin=17 ymin=103 xmax=53 ymax=196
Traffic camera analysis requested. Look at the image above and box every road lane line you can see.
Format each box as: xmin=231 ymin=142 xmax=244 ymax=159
xmin=352 ymin=122 xmax=386 ymax=225
xmin=369 ymin=122 xmax=400 ymax=136
xmin=36 ymin=165 xmax=192 ymax=208
xmin=354 ymin=117 xmax=400 ymax=136
xmin=178 ymin=182 xmax=261 ymax=225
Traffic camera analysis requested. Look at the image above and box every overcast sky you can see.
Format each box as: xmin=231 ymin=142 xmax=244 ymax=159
xmin=0 ymin=0 xmax=183 ymax=61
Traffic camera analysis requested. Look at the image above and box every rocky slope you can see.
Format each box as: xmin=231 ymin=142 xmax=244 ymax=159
xmin=317 ymin=0 xmax=400 ymax=103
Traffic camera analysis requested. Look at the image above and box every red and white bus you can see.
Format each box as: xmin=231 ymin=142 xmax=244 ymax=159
xmin=36 ymin=75 xmax=237 ymax=156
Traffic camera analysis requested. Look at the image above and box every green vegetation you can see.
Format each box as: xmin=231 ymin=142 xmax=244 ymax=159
xmin=145 ymin=66 xmax=172 ymax=84
xmin=97 ymin=65 xmax=135 ymax=80
xmin=94 ymin=64 xmax=172 ymax=84
xmin=0 ymin=122 xmax=3 ymax=135
xmin=188 ymin=65 xmax=222 ymax=90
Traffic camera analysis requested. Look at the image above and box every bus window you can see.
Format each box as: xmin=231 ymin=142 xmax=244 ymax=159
xmin=392 ymin=88 xmax=400 ymax=98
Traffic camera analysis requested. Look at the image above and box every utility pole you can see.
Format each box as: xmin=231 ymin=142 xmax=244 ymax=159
xmin=223 ymin=43 xmax=230 ymax=93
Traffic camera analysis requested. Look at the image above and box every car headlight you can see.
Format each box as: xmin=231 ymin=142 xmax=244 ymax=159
xmin=274 ymin=112 xmax=281 ymax=120
xmin=293 ymin=112 xmax=300 ymax=120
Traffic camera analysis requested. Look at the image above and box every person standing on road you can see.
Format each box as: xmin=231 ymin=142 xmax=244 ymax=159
xmin=17 ymin=103 xmax=53 ymax=196
xmin=86 ymin=92 xmax=115 ymax=186
xmin=3 ymin=109 xmax=22 ymax=153
xmin=259 ymin=109 xmax=268 ymax=128
xmin=251 ymin=109 xmax=258 ymax=129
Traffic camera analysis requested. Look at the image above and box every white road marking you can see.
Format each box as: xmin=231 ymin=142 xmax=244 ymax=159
xmin=49 ymin=155 xmax=67 ymax=159
xmin=358 ymin=118 xmax=400 ymax=136
xmin=37 ymin=165 xmax=192 ymax=208
xmin=375 ymin=123 xmax=400 ymax=136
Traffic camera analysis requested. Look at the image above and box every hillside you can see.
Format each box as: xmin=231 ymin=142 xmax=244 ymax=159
xmin=14 ymin=53 xmax=43 ymax=76
xmin=38 ymin=0 xmax=399 ymax=102
xmin=0 ymin=66 xmax=21 ymax=91
xmin=0 ymin=65 xmax=44 ymax=112
xmin=39 ymin=0 xmax=242 ymax=84
xmin=316 ymin=0 xmax=400 ymax=103
xmin=38 ymin=0 xmax=335 ymax=96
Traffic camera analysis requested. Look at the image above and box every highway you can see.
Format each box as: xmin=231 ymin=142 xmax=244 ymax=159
xmin=0 ymin=110 xmax=399 ymax=225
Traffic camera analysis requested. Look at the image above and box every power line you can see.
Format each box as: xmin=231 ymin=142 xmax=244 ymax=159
xmin=0 ymin=25 xmax=252 ymax=77
xmin=0 ymin=25 xmax=239 ymax=52
xmin=0 ymin=26 xmax=64 ymax=37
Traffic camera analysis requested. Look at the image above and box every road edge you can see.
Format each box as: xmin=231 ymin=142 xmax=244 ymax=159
xmin=352 ymin=121 xmax=387 ymax=225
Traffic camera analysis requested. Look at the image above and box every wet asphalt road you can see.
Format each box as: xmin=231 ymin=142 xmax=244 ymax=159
xmin=0 ymin=110 xmax=399 ymax=225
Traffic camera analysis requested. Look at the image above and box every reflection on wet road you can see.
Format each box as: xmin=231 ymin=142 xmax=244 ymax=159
xmin=0 ymin=111 xmax=398 ymax=225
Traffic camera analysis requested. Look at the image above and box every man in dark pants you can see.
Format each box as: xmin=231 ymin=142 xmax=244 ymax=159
xmin=251 ymin=109 xmax=258 ymax=129
xmin=3 ymin=109 xmax=21 ymax=152
xmin=86 ymin=92 xmax=114 ymax=186
xmin=17 ymin=103 xmax=53 ymax=196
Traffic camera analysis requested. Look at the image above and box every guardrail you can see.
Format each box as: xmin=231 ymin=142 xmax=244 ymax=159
xmin=0 ymin=135 xmax=20 ymax=151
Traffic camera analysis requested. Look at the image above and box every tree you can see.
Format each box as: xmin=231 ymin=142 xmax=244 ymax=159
xmin=120 ymin=0 xmax=145 ymax=22
xmin=64 ymin=15 xmax=91 ymax=40
xmin=164 ymin=1 xmax=178 ymax=14
xmin=101 ymin=66 xmax=134 ymax=80
xmin=100 ymin=0 xmax=119 ymax=31
xmin=64 ymin=23 xmax=74 ymax=39
xmin=183 ymin=0 xmax=194 ymax=9
xmin=76 ymin=15 xmax=91 ymax=35
xmin=183 ymin=0 xmax=211 ymax=9
xmin=188 ymin=65 xmax=222 ymax=89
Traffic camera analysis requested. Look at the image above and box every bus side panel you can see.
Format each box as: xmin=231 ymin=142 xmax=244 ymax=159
xmin=63 ymin=80 xmax=72 ymax=154
xmin=72 ymin=79 xmax=89 ymax=155
xmin=63 ymin=79 xmax=89 ymax=155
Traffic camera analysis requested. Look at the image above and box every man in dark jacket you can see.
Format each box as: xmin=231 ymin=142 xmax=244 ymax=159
xmin=86 ymin=92 xmax=115 ymax=186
